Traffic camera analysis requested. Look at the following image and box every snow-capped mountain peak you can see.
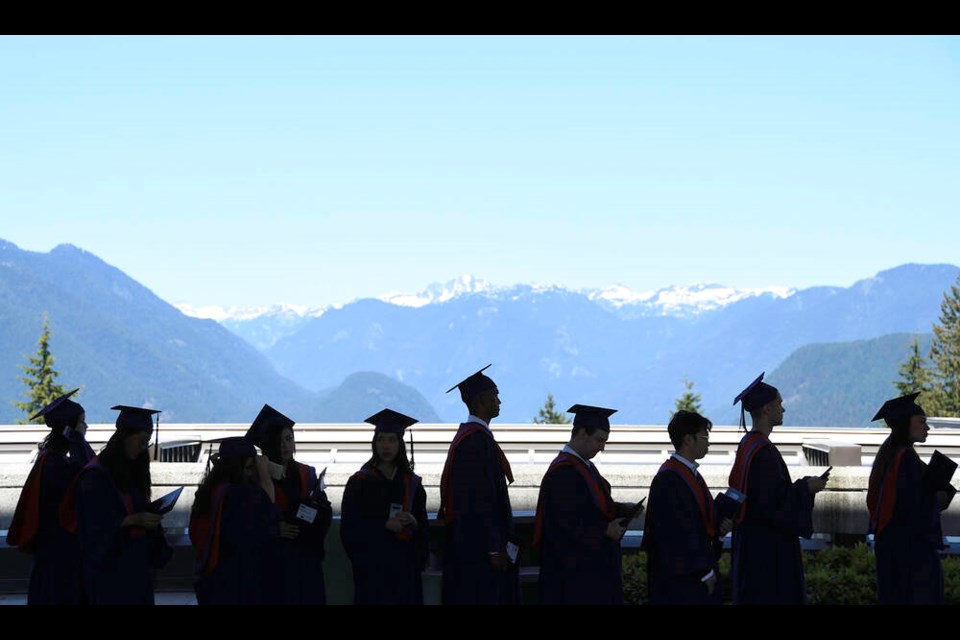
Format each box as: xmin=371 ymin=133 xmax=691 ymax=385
xmin=177 ymin=277 xmax=796 ymax=322
xmin=586 ymin=283 xmax=795 ymax=315
xmin=175 ymin=302 xmax=328 ymax=322
xmin=378 ymin=274 xmax=494 ymax=307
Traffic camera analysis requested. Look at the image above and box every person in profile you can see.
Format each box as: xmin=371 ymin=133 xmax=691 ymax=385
xmin=189 ymin=436 xmax=281 ymax=605
xmin=247 ymin=403 xmax=332 ymax=605
xmin=340 ymin=408 xmax=429 ymax=605
xmin=62 ymin=405 xmax=173 ymax=604
xmin=727 ymin=373 xmax=827 ymax=605
xmin=533 ymin=404 xmax=640 ymax=605
xmin=6 ymin=389 xmax=95 ymax=604
xmin=867 ymin=392 xmax=950 ymax=605
xmin=438 ymin=365 xmax=519 ymax=605
xmin=643 ymin=410 xmax=733 ymax=605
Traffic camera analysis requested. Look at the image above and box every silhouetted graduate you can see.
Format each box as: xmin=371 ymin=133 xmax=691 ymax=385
xmin=62 ymin=405 xmax=173 ymax=604
xmin=533 ymin=404 xmax=639 ymax=605
xmin=190 ymin=436 xmax=282 ymax=605
xmin=727 ymin=373 xmax=827 ymax=605
xmin=438 ymin=365 xmax=520 ymax=605
xmin=643 ymin=410 xmax=733 ymax=605
xmin=7 ymin=389 xmax=94 ymax=604
xmin=340 ymin=408 xmax=429 ymax=605
xmin=868 ymin=392 xmax=950 ymax=605
xmin=246 ymin=403 xmax=332 ymax=605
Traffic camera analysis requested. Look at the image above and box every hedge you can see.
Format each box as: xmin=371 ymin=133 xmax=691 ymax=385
xmin=622 ymin=544 xmax=960 ymax=605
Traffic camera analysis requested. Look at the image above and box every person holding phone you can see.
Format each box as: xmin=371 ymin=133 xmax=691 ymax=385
xmin=246 ymin=404 xmax=332 ymax=605
xmin=728 ymin=373 xmax=827 ymax=605
xmin=61 ymin=405 xmax=173 ymax=604
xmin=190 ymin=436 xmax=281 ymax=605
xmin=644 ymin=410 xmax=734 ymax=604
xmin=868 ymin=392 xmax=948 ymax=604
xmin=533 ymin=404 xmax=642 ymax=605
xmin=7 ymin=389 xmax=94 ymax=604
xmin=340 ymin=409 xmax=429 ymax=605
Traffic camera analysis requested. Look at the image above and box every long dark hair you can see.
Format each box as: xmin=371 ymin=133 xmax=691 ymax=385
xmin=37 ymin=411 xmax=82 ymax=454
xmin=261 ymin=424 xmax=286 ymax=465
xmin=366 ymin=431 xmax=414 ymax=474
xmin=38 ymin=426 xmax=70 ymax=455
xmin=97 ymin=428 xmax=152 ymax=500
xmin=192 ymin=454 xmax=251 ymax=516
xmin=869 ymin=416 xmax=914 ymax=488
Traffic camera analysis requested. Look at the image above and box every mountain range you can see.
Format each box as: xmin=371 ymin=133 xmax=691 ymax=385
xmin=184 ymin=265 xmax=957 ymax=425
xmin=0 ymin=239 xmax=438 ymax=424
xmin=3 ymin=236 xmax=955 ymax=426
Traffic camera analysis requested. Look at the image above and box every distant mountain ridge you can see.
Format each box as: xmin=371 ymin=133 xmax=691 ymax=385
xmin=179 ymin=274 xmax=795 ymax=321
xmin=178 ymin=275 xmax=796 ymax=348
xmin=251 ymin=263 xmax=959 ymax=426
xmin=757 ymin=333 xmax=934 ymax=427
xmin=3 ymin=236 xmax=954 ymax=427
xmin=0 ymin=239 xmax=439 ymax=424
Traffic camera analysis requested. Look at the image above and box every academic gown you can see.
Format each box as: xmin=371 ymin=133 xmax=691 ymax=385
xmin=644 ymin=458 xmax=723 ymax=605
xmin=870 ymin=448 xmax=945 ymax=605
xmin=340 ymin=464 xmax=429 ymax=605
xmin=6 ymin=435 xmax=94 ymax=604
xmin=191 ymin=482 xmax=282 ymax=605
xmin=73 ymin=462 xmax=173 ymax=605
xmin=729 ymin=433 xmax=814 ymax=605
xmin=534 ymin=452 xmax=629 ymax=605
xmin=439 ymin=422 xmax=519 ymax=605
xmin=274 ymin=461 xmax=333 ymax=605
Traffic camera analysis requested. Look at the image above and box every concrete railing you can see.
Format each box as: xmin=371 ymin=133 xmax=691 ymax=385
xmin=801 ymin=440 xmax=862 ymax=467
xmin=3 ymin=423 xmax=960 ymax=530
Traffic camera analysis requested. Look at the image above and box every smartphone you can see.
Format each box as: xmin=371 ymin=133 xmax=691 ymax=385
xmin=820 ymin=466 xmax=833 ymax=479
xmin=620 ymin=497 xmax=646 ymax=527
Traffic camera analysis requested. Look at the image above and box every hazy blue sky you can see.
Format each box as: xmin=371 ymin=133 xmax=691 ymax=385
xmin=2 ymin=36 xmax=958 ymax=308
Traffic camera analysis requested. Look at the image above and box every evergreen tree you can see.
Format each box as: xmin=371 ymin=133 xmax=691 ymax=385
xmin=894 ymin=336 xmax=936 ymax=410
xmin=533 ymin=393 xmax=570 ymax=424
xmin=14 ymin=314 xmax=67 ymax=424
xmin=672 ymin=377 xmax=703 ymax=417
xmin=928 ymin=276 xmax=960 ymax=417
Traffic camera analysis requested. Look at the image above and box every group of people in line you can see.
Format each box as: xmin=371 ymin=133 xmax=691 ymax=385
xmin=5 ymin=365 xmax=953 ymax=605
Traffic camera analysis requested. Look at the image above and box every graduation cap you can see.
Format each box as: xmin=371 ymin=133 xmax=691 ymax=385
xmin=732 ymin=372 xmax=779 ymax=428
xmin=871 ymin=392 xmax=925 ymax=425
xmin=200 ymin=436 xmax=259 ymax=474
xmin=111 ymin=405 xmax=160 ymax=434
xmin=567 ymin=404 xmax=618 ymax=432
xmin=446 ymin=364 xmax=497 ymax=403
xmin=216 ymin=436 xmax=258 ymax=461
xmin=366 ymin=408 xmax=419 ymax=467
xmin=246 ymin=404 xmax=296 ymax=448
xmin=364 ymin=408 xmax=418 ymax=434
xmin=30 ymin=388 xmax=84 ymax=429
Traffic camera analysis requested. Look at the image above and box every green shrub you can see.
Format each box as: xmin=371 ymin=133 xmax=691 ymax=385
xmin=621 ymin=551 xmax=732 ymax=605
xmin=802 ymin=544 xmax=877 ymax=605
xmin=622 ymin=544 xmax=959 ymax=605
